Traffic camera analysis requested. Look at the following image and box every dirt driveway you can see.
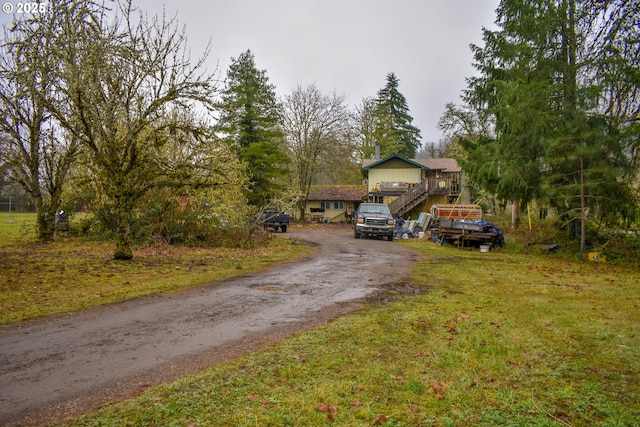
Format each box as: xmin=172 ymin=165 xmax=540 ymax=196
xmin=0 ymin=225 xmax=421 ymax=426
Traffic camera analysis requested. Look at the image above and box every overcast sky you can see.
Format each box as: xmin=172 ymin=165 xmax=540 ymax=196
xmin=1 ymin=0 xmax=500 ymax=146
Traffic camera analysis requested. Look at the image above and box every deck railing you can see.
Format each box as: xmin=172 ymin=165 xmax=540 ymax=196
xmin=387 ymin=177 xmax=459 ymax=216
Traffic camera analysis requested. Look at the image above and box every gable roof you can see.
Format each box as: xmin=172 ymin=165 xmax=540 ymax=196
xmin=308 ymin=185 xmax=367 ymax=201
xmin=362 ymin=153 xmax=428 ymax=170
xmin=362 ymin=154 xmax=461 ymax=173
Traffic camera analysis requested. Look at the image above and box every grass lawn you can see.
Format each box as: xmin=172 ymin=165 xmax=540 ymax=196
xmin=0 ymin=213 xmax=312 ymax=324
xmin=51 ymin=237 xmax=639 ymax=426
xmin=0 ymin=211 xmax=36 ymax=245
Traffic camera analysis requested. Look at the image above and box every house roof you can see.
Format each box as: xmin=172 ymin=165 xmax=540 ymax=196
xmin=362 ymin=154 xmax=461 ymax=173
xmin=362 ymin=153 xmax=427 ymax=170
xmin=308 ymin=185 xmax=368 ymax=201
xmin=414 ymin=158 xmax=461 ymax=172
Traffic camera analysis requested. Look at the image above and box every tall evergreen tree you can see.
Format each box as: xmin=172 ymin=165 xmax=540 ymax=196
xmin=460 ymin=0 xmax=636 ymax=253
xmin=373 ymin=73 xmax=422 ymax=158
xmin=216 ymin=50 xmax=290 ymax=206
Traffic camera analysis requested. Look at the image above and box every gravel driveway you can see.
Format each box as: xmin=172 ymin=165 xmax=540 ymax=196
xmin=0 ymin=225 xmax=420 ymax=426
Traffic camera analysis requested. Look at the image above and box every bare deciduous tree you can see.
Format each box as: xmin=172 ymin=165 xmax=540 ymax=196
xmin=354 ymin=97 xmax=378 ymax=160
xmin=0 ymin=6 xmax=80 ymax=240
xmin=44 ymin=0 xmax=219 ymax=259
xmin=281 ymin=84 xmax=353 ymax=218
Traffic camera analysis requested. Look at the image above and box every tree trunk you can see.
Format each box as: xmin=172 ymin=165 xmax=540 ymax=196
xmin=36 ymin=211 xmax=54 ymax=241
xmin=47 ymin=204 xmax=59 ymax=237
xmin=579 ymin=155 xmax=586 ymax=258
xmin=34 ymin=195 xmax=56 ymax=241
xmin=113 ymin=204 xmax=133 ymax=260
xmin=511 ymin=200 xmax=520 ymax=227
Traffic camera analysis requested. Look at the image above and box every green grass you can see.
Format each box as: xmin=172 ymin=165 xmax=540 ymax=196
xmin=56 ymin=241 xmax=640 ymax=426
xmin=0 ymin=213 xmax=312 ymax=324
xmin=0 ymin=212 xmax=36 ymax=245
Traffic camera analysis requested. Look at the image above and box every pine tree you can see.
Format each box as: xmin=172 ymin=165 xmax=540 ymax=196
xmin=373 ymin=73 xmax=422 ymax=158
xmin=216 ymin=50 xmax=290 ymax=206
xmin=461 ymin=0 xmax=636 ymax=252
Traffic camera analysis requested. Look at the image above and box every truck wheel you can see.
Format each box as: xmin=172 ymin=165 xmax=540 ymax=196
xmin=281 ymin=225 xmax=287 ymax=233
xmin=387 ymin=234 xmax=394 ymax=242
xmin=354 ymin=229 xmax=360 ymax=239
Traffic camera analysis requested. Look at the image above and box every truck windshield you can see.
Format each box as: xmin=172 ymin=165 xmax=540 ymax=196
xmin=361 ymin=205 xmax=390 ymax=214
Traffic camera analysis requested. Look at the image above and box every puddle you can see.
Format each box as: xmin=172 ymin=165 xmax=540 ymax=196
xmin=257 ymin=286 xmax=283 ymax=291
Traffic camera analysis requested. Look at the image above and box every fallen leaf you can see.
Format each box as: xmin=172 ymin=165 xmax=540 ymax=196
xmin=317 ymin=403 xmax=339 ymax=414
xmin=430 ymin=381 xmax=453 ymax=399
xmin=372 ymin=414 xmax=388 ymax=425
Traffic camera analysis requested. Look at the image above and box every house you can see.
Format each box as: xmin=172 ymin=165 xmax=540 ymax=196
xmin=361 ymin=154 xmax=465 ymax=217
xmin=306 ymin=185 xmax=368 ymax=223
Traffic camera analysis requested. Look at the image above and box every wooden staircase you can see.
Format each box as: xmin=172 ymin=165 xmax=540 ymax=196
xmin=388 ymin=176 xmax=455 ymax=217
xmin=388 ymin=178 xmax=428 ymax=217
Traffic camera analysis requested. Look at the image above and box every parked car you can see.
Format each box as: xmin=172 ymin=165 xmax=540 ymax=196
xmin=255 ymin=206 xmax=290 ymax=233
xmin=353 ymin=203 xmax=395 ymax=241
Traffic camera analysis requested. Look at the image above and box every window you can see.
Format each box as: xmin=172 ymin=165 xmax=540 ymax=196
xmin=321 ymin=201 xmax=344 ymax=211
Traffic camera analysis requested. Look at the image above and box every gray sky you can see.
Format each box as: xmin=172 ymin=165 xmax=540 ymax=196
xmin=1 ymin=0 xmax=500 ymax=145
